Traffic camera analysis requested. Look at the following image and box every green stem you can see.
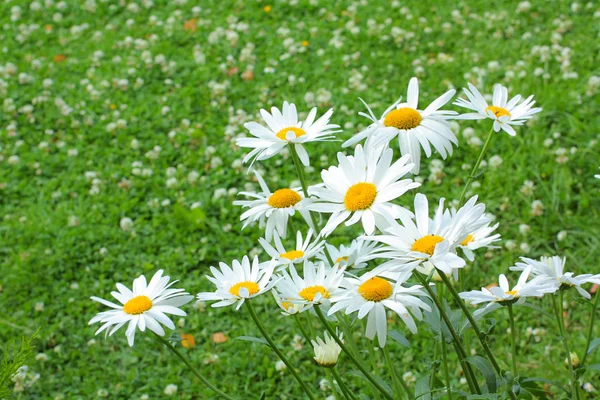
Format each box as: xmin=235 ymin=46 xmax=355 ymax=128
xmin=507 ymin=304 xmax=518 ymax=378
xmin=414 ymin=273 xmax=480 ymax=395
xmin=155 ymin=334 xmax=236 ymax=400
xmin=327 ymin=369 xmax=343 ymax=400
xmin=245 ymin=301 xmax=316 ymax=400
xmin=581 ymin=291 xmax=599 ymax=367
xmin=382 ymin=344 xmax=412 ymax=400
xmin=554 ymin=292 xmax=579 ymax=400
xmin=458 ymin=125 xmax=495 ymax=206
xmin=337 ymin=314 xmax=360 ymax=357
xmin=332 ymin=366 xmax=357 ymax=400
xmin=441 ymin=337 xmax=454 ymax=400
xmin=314 ymin=306 xmax=395 ymax=400
xmin=293 ymin=314 xmax=312 ymax=344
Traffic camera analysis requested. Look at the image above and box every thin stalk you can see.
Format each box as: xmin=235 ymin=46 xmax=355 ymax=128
xmin=415 ymin=273 xmax=480 ymax=395
xmin=294 ymin=314 xmax=312 ymax=344
xmin=441 ymin=338 xmax=454 ymax=400
xmin=154 ymin=334 xmax=236 ymax=400
xmin=458 ymin=126 xmax=495 ymax=206
xmin=382 ymin=344 xmax=411 ymax=400
xmin=581 ymin=291 xmax=599 ymax=367
xmin=332 ymin=366 xmax=358 ymax=400
xmin=336 ymin=314 xmax=361 ymax=357
xmin=553 ymin=292 xmax=579 ymax=400
xmin=327 ymin=369 xmax=343 ymax=400
xmin=506 ymin=304 xmax=518 ymax=378
xmin=245 ymin=301 xmax=316 ymax=400
xmin=314 ymin=306 xmax=395 ymax=400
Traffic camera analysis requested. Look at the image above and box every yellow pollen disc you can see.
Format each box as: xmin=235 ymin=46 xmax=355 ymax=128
xmin=280 ymin=250 xmax=305 ymax=260
xmin=461 ymin=234 xmax=474 ymax=246
xmin=335 ymin=256 xmax=349 ymax=264
xmin=383 ymin=107 xmax=422 ymax=130
xmin=281 ymin=301 xmax=293 ymax=310
xmin=268 ymin=189 xmax=301 ymax=208
xmin=412 ymin=235 xmax=444 ymax=256
xmin=275 ymin=126 xmax=306 ymax=141
xmin=123 ymin=295 xmax=153 ymax=315
xmin=506 ymin=290 xmax=518 ymax=296
xmin=485 ymin=105 xmax=511 ymax=118
xmin=229 ymin=281 xmax=260 ymax=297
xmin=299 ymin=285 xmax=330 ymax=302
xmin=344 ymin=182 xmax=377 ymax=211
xmin=359 ymin=277 xmax=393 ymax=302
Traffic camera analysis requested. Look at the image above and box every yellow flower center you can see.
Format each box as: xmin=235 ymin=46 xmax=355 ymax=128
xmin=335 ymin=256 xmax=349 ymax=264
xmin=281 ymin=301 xmax=294 ymax=311
xmin=461 ymin=234 xmax=474 ymax=246
xmin=344 ymin=183 xmax=377 ymax=211
xmin=268 ymin=189 xmax=301 ymax=208
xmin=383 ymin=107 xmax=422 ymax=130
xmin=359 ymin=277 xmax=393 ymax=302
xmin=275 ymin=126 xmax=306 ymax=141
xmin=229 ymin=281 xmax=260 ymax=297
xmin=505 ymin=290 xmax=518 ymax=296
xmin=123 ymin=295 xmax=153 ymax=315
xmin=280 ymin=250 xmax=305 ymax=261
xmin=299 ymin=285 xmax=330 ymax=302
xmin=485 ymin=105 xmax=511 ymax=118
xmin=412 ymin=235 xmax=444 ymax=256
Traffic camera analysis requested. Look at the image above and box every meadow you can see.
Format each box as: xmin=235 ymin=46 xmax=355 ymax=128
xmin=1 ymin=0 xmax=599 ymax=399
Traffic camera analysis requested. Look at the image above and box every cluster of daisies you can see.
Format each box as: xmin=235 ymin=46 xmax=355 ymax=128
xmin=89 ymin=78 xmax=598 ymax=368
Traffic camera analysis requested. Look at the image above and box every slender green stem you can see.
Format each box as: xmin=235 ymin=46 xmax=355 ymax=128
xmin=327 ymin=369 xmax=343 ymax=400
xmin=382 ymin=344 xmax=411 ymax=400
xmin=336 ymin=314 xmax=360 ymax=357
xmin=332 ymin=366 xmax=357 ymax=400
xmin=581 ymin=291 xmax=599 ymax=367
xmin=294 ymin=314 xmax=312 ymax=344
xmin=245 ymin=301 xmax=316 ymax=400
xmin=553 ymin=292 xmax=579 ymax=400
xmin=314 ymin=306 xmax=395 ymax=400
xmin=441 ymin=337 xmax=454 ymax=400
xmin=458 ymin=125 xmax=495 ymax=206
xmin=506 ymin=304 xmax=518 ymax=378
xmin=415 ymin=273 xmax=480 ymax=395
xmin=155 ymin=334 xmax=236 ymax=400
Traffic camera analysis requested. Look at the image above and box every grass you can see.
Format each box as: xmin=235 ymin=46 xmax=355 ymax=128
xmin=1 ymin=0 xmax=599 ymax=398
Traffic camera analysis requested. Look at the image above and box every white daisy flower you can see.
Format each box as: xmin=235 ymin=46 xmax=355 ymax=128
xmin=275 ymin=260 xmax=346 ymax=309
xmin=233 ymin=170 xmax=312 ymax=241
xmin=272 ymin=290 xmax=306 ymax=315
xmin=328 ymin=270 xmax=431 ymax=348
xmin=459 ymin=267 xmax=556 ymax=316
xmin=454 ymin=83 xmax=542 ymax=136
xmin=457 ymin=219 xmax=501 ymax=261
xmin=510 ymin=256 xmax=600 ymax=299
xmin=317 ymin=238 xmax=380 ymax=270
xmin=308 ymin=145 xmax=420 ymax=236
xmin=312 ymin=330 xmax=343 ymax=367
xmin=445 ymin=203 xmax=501 ymax=262
xmin=89 ymin=270 xmax=194 ymax=346
xmin=259 ymin=229 xmax=325 ymax=269
xmin=196 ymin=256 xmax=276 ymax=310
xmin=237 ymin=101 xmax=341 ymax=167
xmin=343 ymin=77 xmax=458 ymax=174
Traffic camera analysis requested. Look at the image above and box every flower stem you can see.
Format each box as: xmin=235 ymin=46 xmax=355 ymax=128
xmin=245 ymin=301 xmax=316 ymax=400
xmin=382 ymin=344 xmax=412 ymax=400
xmin=314 ymin=306 xmax=395 ymax=400
xmin=506 ymin=303 xmax=518 ymax=378
xmin=332 ymin=366 xmax=358 ymax=400
xmin=458 ymin=125 xmax=495 ymax=207
xmin=441 ymin=336 xmax=454 ymax=400
xmin=293 ymin=314 xmax=312 ymax=344
xmin=581 ymin=290 xmax=599 ymax=367
xmin=415 ymin=273 xmax=481 ymax=395
xmin=154 ymin=333 xmax=236 ymax=400
xmin=552 ymin=292 xmax=579 ymax=400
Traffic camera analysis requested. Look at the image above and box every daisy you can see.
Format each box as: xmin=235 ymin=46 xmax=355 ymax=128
xmin=328 ymin=270 xmax=431 ymax=348
xmin=89 ymin=270 xmax=194 ymax=346
xmin=343 ymin=77 xmax=458 ymax=174
xmin=258 ymin=229 xmax=325 ymax=269
xmin=317 ymin=238 xmax=379 ymax=269
xmin=312 ymin=330 xmax=343 ymax=367
xmin=308 ymin=145 xmax=420 ymax=236
xmin=196 ymin=256 xmax=276 ymax=310
xmin=233 ymin=170 xmax=312 ymax=241
xmin=275 ymin=260 xmax=346 ymax=309
xmin=456 ymin=219 xmax=501 ymax=261
xmin=459 ymin=267 xmax=556 ymax=316
xmin=236 ymin=101 xmax=341 ymax=167
xmin=510 ymin=256 xmax=600 ymax=299
xmin=454 ymin=83 xmax=542 ymax=136
xmin=272 ymin=290 xmax=306 ymax=315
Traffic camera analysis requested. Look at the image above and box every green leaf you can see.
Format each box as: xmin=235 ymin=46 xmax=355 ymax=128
xmin=259 ymin=392 xmax=266 ymax=400
xmin=388 ymin=330 xmax=410 ymax=348
xmin=518 ymin=378 xmax=548 ymax=400
xmin=467 ymin=395 xmax=499 ymax=399
xmin=415 ymin=375 xmax=431 ymax=400
xmin=234 ymin=336 xmax=269 ymax=347
xmin=587 ymin=338 xmax=600 ymax=354
xmin=345 ymin=370 xmax=393 ymax=398
xmin=521 ymin=377 xmax=569 ymax=394
xmin=464 ymin=356 xmax=498 ymax=393
xmin=586 ymin=363 xmax=600 ymax=371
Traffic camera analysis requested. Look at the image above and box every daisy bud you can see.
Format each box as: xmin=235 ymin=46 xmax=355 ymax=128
xmin=564 ymin=352 xmax=580 ymax=369
xmin=311 ymin=331 xmax=342 ymax=368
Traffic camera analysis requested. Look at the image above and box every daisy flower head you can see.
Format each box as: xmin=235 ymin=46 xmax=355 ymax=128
xmin=312 ymin=330 xmax=343 ymax=367
xmin=308 ymin=144 xmax=420 ymax=237
xmin=343 ymin=77 xmax=458 ymax=174
xmin=237 ymin=101 xmax=341 ymax=167
xmin=459 ymin=266 xmax=557 ymax=316
xmin=510 ymin=256 xmax=600 ymax=299
xmin=274 ymin=260 xmax=346 ymax=309
xmin=233 ymin=170 xmax=312 ymax=241
xmin=272 ymin=290 xmax=306 ymax=315
xmin=328 ymin=270 xmax=431 ymax=348
xmin=317 ymin=238 xmax=379 ymax=270
xmin=454 ymin=83 xmax=542 ymax=136
xmin=196 ymin=256 xmax=276 ymax=310
xmin=259 ymin=229 xmax=325 ymax=270
xmin=89 ymin=270 xmax=194 ymax=346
